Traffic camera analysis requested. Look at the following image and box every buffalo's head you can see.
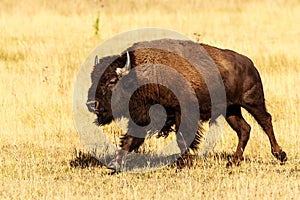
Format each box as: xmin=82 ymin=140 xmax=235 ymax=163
xmin=86 ymin=52 xmax=131 ymax=125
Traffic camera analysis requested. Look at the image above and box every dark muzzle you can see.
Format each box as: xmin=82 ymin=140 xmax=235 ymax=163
xmin=86 ymin=99 xmax=100 ymax=114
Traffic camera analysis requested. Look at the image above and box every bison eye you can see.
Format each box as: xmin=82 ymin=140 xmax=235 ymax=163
xmin=108 ymin=77 xmax=118 ymax=89
xmin=109 ymin=78 xmax=118 ymax=84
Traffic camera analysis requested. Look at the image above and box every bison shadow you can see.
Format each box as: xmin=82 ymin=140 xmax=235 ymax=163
xmin=69 ymin=150 xmax=243 ymax=171
xmin=69 ymin=150 xmax=104 ymax=169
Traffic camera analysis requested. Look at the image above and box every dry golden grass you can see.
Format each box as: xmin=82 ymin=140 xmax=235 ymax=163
xmin=1 ymin=0 xmax=300 ymax=199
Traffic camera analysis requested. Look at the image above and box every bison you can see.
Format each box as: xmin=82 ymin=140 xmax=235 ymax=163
xmin=86 ymin=39 xmax=287 ymax=171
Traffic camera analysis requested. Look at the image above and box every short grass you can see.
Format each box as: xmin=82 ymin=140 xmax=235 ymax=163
xmin=1 ymin=0 xmax=300 ymax=199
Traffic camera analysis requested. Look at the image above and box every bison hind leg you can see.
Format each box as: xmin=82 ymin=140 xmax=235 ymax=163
xmin=242 ymin=103 xmax=287 ymax=163
xmin=225 ymin=105 xmax=251 ymax=167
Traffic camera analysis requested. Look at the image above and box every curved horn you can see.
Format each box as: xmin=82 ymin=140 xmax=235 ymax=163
xmin=116 ymin=51 xmax=131 ymax=77
xmin=124 ymin=51 xmax=131 ymax=70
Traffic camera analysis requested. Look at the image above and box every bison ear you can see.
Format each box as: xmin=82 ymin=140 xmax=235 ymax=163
xmin=116 ymin=51 xmax=131 ymax=78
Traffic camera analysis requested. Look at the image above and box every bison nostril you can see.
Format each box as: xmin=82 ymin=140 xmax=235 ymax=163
xmin=86 ymin=100 xmax=100 ymax=113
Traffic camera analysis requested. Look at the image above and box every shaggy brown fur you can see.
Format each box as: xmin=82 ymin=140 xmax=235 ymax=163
xmin=87 ymin=39 xmax=287 ymax=170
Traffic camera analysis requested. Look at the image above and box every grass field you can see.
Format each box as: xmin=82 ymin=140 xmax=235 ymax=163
xmin=1 ymin=0 xmax=300 ymax=199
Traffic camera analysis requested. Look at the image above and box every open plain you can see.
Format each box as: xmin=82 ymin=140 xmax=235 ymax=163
xmin=0 ymin=0 xmax=299 ymax=199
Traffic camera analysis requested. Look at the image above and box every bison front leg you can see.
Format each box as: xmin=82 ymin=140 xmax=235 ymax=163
xmin=174 ymin=113 xmax=199 ymax=170
xmin=176 ymin=132 xmax=193 ymax=170
xmin=107 ymin=133 xmax=145 ymax=171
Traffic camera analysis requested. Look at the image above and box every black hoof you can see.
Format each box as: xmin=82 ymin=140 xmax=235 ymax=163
xmin=107 ymin=160 xmax=121 ymax=171
xmin=226 ymin=161 xmax=233 ymax=168
xmin=176 ymin=154 xmax=193 ymax=170
xmin=273 ymin=151 xmax=287 ymax=163
xmin=226 ymin=157 xmax=241 ymax=168
xmin=176 ymin=157 xmax=187 ymax=170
